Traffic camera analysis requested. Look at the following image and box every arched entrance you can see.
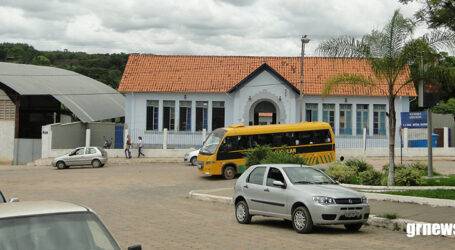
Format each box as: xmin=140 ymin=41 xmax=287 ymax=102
xmin=251 ymin=101 xmax=277 ymax=125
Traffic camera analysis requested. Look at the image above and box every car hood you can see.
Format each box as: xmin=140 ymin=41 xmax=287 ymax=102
xmin=53 ymin=154 xmax=69 ymax=161
xmin=293 ymin=184 xmax=363 ymax=198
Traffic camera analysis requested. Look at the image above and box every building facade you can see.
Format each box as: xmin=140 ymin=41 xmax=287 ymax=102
xmin=120 ymin=55 xmax=416 ymax=147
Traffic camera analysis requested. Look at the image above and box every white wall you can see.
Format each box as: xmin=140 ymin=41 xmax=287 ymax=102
xmin=0 ymin=120 xmax=14 ymax=164
xmin=126 ymin=92 xmax=233 ymax=133
xmin=231 ymin=70 xmax=298 ymax=125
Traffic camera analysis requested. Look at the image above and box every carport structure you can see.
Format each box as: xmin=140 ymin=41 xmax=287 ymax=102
xmin=0 ymin=62 xmax=125 ymax=164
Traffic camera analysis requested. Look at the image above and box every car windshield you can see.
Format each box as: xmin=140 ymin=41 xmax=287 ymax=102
xmin=283 ymin=167 xmax=336 ymax=184
xmin=200 ymin=129 xmax=226 ymax=155
xmin=0 ymin=212 xmax=120 ymax=250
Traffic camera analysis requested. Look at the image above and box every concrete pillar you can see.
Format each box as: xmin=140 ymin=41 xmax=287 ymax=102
xmin=403 ymin=128 xmax=408 ymax=149
xmin=444 ymin=127 xmax=449 ymax=148
xmin=163 ymin=128 xmax=168 ymax=150
xmin=85 ymin=129 xmax=91 ymax=147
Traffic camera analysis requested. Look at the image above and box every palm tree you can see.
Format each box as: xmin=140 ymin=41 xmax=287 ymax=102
xmin=317 ymin=10 xmax=454 ymax=185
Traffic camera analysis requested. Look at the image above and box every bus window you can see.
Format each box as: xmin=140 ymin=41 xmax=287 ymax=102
xmin=313 ymin=130 xmax=332 ymax=144
xmin=219 ymin=136 xmax=239 ymax=153
xmin=238 ymin=136 xmax=252 ymax=150
xmin=272 ymin=134 xmax=283 ymax=147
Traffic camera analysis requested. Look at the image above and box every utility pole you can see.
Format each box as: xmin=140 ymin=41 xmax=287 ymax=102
xmin=299 ymin=35 xmax=310 ymax=122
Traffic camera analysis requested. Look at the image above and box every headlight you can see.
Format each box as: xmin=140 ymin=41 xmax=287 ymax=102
xmin=206 ymin=161 xmax=215 ymax=165
xmin=312 ymin=196 xmax=336 ymax=205
xmin=361 ymin=196 xmax=368 ymax=204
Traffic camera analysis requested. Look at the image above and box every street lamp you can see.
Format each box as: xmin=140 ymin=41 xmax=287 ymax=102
xmin=300 ymin=35 xmax=310 ymax=122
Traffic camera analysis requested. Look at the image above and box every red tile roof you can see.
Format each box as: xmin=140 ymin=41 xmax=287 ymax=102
xmin=118 ymin=54 xmax=416 ymax=97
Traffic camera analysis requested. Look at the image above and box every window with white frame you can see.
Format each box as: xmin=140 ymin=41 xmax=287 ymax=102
xmin=322 ymin=104 xmax=335 ymax=129
xmin=196 ymin=101 xmax=208 ymax=131
xmin=146 ymin=100 xmax=158 ymax=131
xmin=163 ymin=100 xmax=175 ymax=130
xmin=356 ymin=104 xmax=369 ymax=134
xmin=179 ymin=101 xmax=192 ymax=131
xmin=373 ymin=104 xmax=386 ymax=135
xmin=212 ymin=101 xmax=225 ymax=129
xmin=339 ymin=104 xmax=352 ymax=135
xmin=305 ymin=103 xmax=318 ymax=122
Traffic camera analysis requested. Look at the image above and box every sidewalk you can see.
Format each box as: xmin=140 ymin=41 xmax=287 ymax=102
xmin=189 ymin=187 xmax=455 ymax=225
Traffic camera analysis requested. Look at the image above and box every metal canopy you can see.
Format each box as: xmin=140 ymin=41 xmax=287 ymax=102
xmin=0 ymin=62 xmax=124 ymax=122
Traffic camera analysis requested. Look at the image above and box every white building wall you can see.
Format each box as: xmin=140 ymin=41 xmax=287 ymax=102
xmin=0 ymin=120 xmax=14 ymax=164
xmin=125 ymin=92 xmax=233 ymax=133
xmin=231 ymin=70 xmax=299 ymax=125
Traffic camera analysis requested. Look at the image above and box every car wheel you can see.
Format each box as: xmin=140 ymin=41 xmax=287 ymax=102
xmin=190 ymin=156 xmax=197 ymax=166
xmin=292 ymin=206 xmax=313 ymax=234
xmin=56 ymin=161 xmax=66 ymax=170
xmin=235 ymin=200 xmax=252 ymax=224
xmin=222 ymin=166 xmax=236 ymax=180
xmin=92 ymin=159 xmax=102 ymax=168
xmin=344 ymin=223 xmax=363 ymax=231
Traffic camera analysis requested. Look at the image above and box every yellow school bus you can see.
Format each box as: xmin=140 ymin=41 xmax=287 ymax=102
xmin=197 ymin=122 xmax=335 ymax=179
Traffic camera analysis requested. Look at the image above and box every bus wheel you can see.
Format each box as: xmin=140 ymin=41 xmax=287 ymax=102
xmin=223 ymin=166 xmax=236 ymax=180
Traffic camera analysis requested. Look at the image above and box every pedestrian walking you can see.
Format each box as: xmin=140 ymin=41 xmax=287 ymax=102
xmin=124 ymin=135 xmax=131 ymax=159
xmin=138 ymin=136 xmax=145 ymax=158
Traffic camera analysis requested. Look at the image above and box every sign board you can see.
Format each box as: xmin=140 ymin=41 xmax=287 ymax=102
xmin=401 ymin=112 xmax=427 ymax=128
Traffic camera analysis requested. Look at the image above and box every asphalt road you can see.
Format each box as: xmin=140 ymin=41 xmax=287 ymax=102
xmin=0 ymin=163 xmax=453 ymax=249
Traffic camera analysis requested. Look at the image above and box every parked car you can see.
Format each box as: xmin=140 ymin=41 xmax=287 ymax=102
xmin=0 ymin=200 xmax=141 ymax=250
xmin=52 ymin=146 xmax=108 ymax=169
xmin=184 ymin=148 xmax=200 ymax=166
xmin=233 ymin=164 xmax=370 ymax=233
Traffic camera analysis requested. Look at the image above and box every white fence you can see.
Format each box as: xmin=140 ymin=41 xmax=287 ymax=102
xmin=128 ymin=127 xmax=451 ymax=150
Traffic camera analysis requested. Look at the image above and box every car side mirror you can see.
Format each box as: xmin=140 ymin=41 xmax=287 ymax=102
xmin=272 ymin=180 xmax=286 ymax=189
xmin=9 ymin=197 xmax=20 ymax=202
xmin=128 ymin=245 xmax=142 ymax=250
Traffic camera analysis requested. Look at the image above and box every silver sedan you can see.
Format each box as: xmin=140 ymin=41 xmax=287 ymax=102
xmin=52 ymin=147 xmax=108 ymax=169
xmin=233 ymin=164 xmax=370 ymax=233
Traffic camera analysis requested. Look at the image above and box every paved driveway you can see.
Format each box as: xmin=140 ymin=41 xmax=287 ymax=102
xmin=0 ymin=163 xmax=453 ymax=249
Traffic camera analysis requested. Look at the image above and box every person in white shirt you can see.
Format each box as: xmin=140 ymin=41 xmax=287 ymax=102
xmin=137 ymin=136 xmax=145 ymax=158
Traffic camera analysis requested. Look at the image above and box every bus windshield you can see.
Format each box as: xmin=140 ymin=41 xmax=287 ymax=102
xmin=200 ymin=129 xmax=226 ymax=155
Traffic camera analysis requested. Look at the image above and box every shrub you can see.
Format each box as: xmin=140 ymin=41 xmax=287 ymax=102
xmin=394 ymin=167 xmax=423 ymax=186
xmin=408 ymin=162 xmax=428 ymax=175
xmin=325 ymin=162 xmax=356 ymax=184
xmin=244 ymin=144 xmax=272 ymax=168
xmin=345 ymin=159 xmax=372 ymax=172
xmin=260 ymin=148 xmax=307 ymax=165
xmin=358 ymin=169 xmax=383 ymax=185
xmin=382 ymin=163 xmax=406 ymax=174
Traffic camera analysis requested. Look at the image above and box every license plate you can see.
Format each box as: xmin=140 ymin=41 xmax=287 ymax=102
xmin=345 ymin=211 xmax=360 ymax=218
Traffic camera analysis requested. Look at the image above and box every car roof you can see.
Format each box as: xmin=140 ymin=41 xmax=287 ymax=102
xmin=251 ymin=164 xmax=313 ymax=169
xmin=0 ymin=201 xmax=89 ymax=219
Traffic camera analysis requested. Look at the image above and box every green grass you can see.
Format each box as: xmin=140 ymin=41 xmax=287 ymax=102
xmin=422 ymin=175 xmax=455 ymax=186
xmin=380 ymin=189 xmax=455 ymax=200
xmin=378 ymin=213 xmax=399 ymax=219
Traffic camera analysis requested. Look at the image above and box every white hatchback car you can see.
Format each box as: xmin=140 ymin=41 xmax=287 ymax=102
xmin=184 ymin=149 xmax=200 ymax=166
xmin=233 ymin=164 xmax=370 ymax=233
xmin=0 ymin=200 xmax=141 ymax=250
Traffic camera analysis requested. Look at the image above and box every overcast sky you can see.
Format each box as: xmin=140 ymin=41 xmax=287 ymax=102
xmin=0 ymin=0 xmax=430 ymax=56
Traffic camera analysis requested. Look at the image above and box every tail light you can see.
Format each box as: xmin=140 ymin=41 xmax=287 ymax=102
xmin=101 ymin=151 xmax=105 ymax=157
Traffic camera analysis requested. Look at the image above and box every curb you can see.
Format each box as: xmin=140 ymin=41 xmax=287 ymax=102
xmin=188 ymin=190 xmax=455 ymax=238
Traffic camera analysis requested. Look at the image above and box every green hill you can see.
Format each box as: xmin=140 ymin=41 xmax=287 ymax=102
xmin=0 ymin=43 xmax=129 ymax=89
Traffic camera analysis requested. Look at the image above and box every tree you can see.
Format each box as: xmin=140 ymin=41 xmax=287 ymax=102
xmin=317 ymin=10 xmax=454 ymax=185
xmin=400 ymin=0 xmax=455 ymax=32
xmin=432 ymin=98 xmax=455 ymax=116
